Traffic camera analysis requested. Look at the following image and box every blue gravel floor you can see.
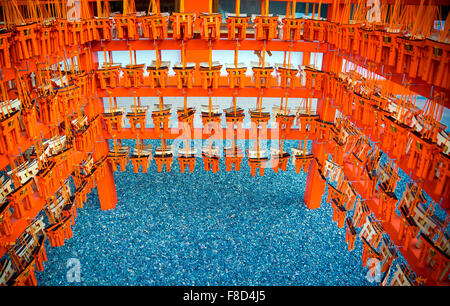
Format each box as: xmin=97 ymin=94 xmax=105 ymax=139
xmin=36 ymin=140 xmax=376 ymax=286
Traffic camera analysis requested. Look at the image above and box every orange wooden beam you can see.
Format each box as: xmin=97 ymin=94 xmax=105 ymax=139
xmin=92 ymin=39 xmax=328 ymax=53
xmin=97 ymin=86 xmax=321 ymax=98
xmin=102 ymin=127 xmax=316 ymax=140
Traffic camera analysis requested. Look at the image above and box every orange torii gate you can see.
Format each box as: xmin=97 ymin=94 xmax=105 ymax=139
xmin=0 ymin=31 xmax=12 ymax=68
xmin=152 ymin=95 xmax=173 ymax=173
xmin=141 ymin=12 xmax=169 ymax=40
xmin=170 ymin=11 xmax=196 ymax=40
xmin=102 ymin=94 xmax=126 ymax=134
xmin=8 ymin=259 xmax=38 ymax=286
xmin=198 ymin=13 xmax=222 ymax=41
xmin=345 ymin=217 xmax=357 ymax=251
xmin=0 ymin=105 xmax=21 ymax=154
xmin=292 ymin=149 xmax=314 ymax=173
xmin=331 ymin=197 xmax=347 ymax=228
xmin=45 ymin=214 xmax=74 ymax=248
xmin=248 ymin=96 xmax=270 ymax=177
xmin=379 ymin=237 xmax=398 ymax=274
xmin=0 ymin=201 xmax=13 ymax=237
xmin=200 ymin=95 xmax=222 ymax=173
xmin=96 ymin=64 xmax=121 ymax=89
xmin=271 ymin=95 xmax=295 ymax=173
xmin=282 ymin=17 xmax=304 ymax=41
xmin=353 ymin=199 xmax=371 ymax=228
xmin=417 ymin=232 xmax=450 ymax=283
xmin=130 ymin=136 xmax=153 ymax=173
xmin=107 ymin=139 xmax=130 ymax=173
xmin=122 ymin=64 xmax=145 ymax=88
xmin=253 ymin=0 xmax=279 ymax=41
xmin=361 ymin=236 xmax=381 ymax=268
xmin=177 ymin=97 xmax=197 ymax=174
xmin=304 ymin=19 xmax=327 ymax=43
xmin=327 ymin=182 xmax=347 ymax=228
xmin=224 ymin=97 xmax=245 ymax=172
xmin=15 ymin=23 xmax=40 ymax=60
xmin=147 ymin=53 xmax=170 ymax=89
xmin=126 ymin=96 xmax=149 ymax=133
xmin=113 ymin=14 xmax=139 ymax=40
xmin=422 ymin=40 xmax=450 ymax=89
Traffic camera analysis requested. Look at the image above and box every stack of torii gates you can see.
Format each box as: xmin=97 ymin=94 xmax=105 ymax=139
xmin=0 ymin=0 xmax=448 ymax=286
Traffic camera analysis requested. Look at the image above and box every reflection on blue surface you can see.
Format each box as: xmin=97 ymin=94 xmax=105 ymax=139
xmin=36 ymin=140 xmax=375 ymax=286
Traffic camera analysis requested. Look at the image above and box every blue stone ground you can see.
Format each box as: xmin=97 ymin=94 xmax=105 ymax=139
xmin=36 ymin=140 xmax=375 ymax=286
